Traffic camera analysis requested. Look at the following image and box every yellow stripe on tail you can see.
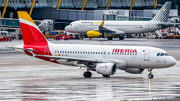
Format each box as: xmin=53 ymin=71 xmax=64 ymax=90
xmin=18 ymin=11 xmax=36 ymax=25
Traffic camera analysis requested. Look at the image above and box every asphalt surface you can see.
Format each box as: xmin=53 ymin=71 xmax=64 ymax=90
xmin=0 ymin=38 xmax=180 ymax=101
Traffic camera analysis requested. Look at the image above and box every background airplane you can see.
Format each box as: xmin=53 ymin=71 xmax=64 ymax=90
xmin=65 ymin=2 xmax=173 ymax=40
xmin=14 ymin=11 xmax=176 ymax=79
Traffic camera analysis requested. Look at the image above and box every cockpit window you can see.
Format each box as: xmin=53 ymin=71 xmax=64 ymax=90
xmin=69 ymin=24 xmax=72 ymax=26
xmin=164 ymin=53 xmax=169 ymax=56
xmin=157 ymin=53 xmax=169 ymax=56
xmin=157 ymin=53 xmax=160 ymax=56
xmin=161 ymin=53 xmax=164 ymax=56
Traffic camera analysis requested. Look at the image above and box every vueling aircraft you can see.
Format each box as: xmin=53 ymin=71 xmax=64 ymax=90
xmin=14 ymin=11 xmax=176 ymax=79
xmin=65 ymin=2 xmax=173 ymax=40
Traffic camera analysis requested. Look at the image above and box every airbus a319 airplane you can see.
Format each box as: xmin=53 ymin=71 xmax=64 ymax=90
xmin=65 ymin=2 xmax=173 ymax=40
xmin=14 ymin=11 xmax=176 ymax=79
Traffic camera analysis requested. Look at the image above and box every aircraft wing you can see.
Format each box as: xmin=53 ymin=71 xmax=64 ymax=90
xmin=98 ymin=19 xmax=125 ymax=35
xmin=36 ymin=55 xmax=123 ymax=64
xmin=36 ymin=55 xmax=105 ymax=63
xmin=99 ymin=27 xmax=125 ymax=34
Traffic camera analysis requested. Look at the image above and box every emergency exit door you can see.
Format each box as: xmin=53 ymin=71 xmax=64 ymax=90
xmin=144 ymin=49 xmax=151 ymax=61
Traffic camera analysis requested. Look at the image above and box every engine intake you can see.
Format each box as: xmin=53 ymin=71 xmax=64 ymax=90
xmin=95 ymin=63 xmax=117 ymax=75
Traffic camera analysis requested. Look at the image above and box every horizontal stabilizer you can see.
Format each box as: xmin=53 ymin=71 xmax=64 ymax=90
xmin=157 ymin=23 xmax=174 ymax=28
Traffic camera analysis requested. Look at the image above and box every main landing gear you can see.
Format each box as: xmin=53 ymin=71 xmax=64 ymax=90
xmin=107 ymin=37 xmax=113 ymax=40
xmin=83 ymin=67 xmax=92 ymax=78
xmin=148 ymin=68 xmax=154 ymax=79
xmin=119 ymin=35 xmax=124 ymax=40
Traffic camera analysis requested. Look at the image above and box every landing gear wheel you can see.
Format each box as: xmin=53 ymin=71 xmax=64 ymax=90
xmin=102 ymin=33 xmax=105 ymax=38
xmin=103 ymin=75 xmax=110 ymax=78
xmin=107 ymin=37 xmax=113 ymax=40
xmin=83 ymin=72 xmax=92 ymax=78
xmin=119 ymin=36 xmax=124 ymax=40
xmin=148 ymin=68 xmax=153 ymax=79
xmin=148 ymin=74 xmax=154 ymax=79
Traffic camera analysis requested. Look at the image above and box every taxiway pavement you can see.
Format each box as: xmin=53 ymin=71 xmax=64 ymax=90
xmin=0 ymin=38 xmax=180 ymax=101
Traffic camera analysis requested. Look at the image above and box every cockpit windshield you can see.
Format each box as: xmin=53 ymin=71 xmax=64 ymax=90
xmin=69 ymin=23 xmax=72 ymax=26
xmin=157 ymin=53 xmax=169 ymax=56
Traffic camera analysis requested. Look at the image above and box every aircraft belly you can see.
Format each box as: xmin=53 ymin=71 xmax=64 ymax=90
xmin=56 ymin=59 xmax=77 ymax=66
xmin=126 ymin=57 xmax=153 ymax=69
xmin=125 ymin=29 xmax=141 ymax=34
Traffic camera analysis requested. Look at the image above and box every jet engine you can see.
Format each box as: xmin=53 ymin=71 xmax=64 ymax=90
xmin=87 ymin=31 xmax=100 ymax=38
xmin=124 ymin=68 xmax=144 ymax=74
xmin=95 ymin=63 xmax=117 ymax=75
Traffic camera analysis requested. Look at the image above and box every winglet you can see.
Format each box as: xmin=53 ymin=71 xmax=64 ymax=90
xmin=100 ymin=19 xmax=106 ymax=26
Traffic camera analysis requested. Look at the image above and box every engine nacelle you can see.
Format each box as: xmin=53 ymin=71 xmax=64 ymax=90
xmin=95 ymin=63 xmax=117 ymax=75
xmin=87 ymin=31 xmax=100 ymax=38
xmin=125 ymin=68 xmax=144 ymax=74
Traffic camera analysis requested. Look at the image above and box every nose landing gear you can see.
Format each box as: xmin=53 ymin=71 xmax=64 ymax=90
xmin=148 ymin=68 xmax=154 ymax=79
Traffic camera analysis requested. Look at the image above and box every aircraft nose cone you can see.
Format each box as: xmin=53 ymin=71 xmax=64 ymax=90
xmin=65 ymin=26 xmax=68 ymax=31
xmin=169 ymin=57 xmax=176 ymax=67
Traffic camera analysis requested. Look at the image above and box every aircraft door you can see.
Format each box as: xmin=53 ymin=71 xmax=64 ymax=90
xmin=103 ymin=51 xmax=106 ymax=57
xmin=144 ymin=49 xmax=151 ymax=61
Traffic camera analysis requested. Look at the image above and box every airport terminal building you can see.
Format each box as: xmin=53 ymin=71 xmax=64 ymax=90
xmin=0 ymin=0 xmax=180 ymax=30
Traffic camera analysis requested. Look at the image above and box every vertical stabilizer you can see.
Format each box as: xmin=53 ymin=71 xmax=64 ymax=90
xmin=152 ymin=2 xmax=171 ymax=22
xmin=17 ymin=11 xmax=47 ymax=45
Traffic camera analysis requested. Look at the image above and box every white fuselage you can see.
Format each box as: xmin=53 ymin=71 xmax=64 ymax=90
xmin=47 ymin=43 xmax=175 ymax=69
xmin=65 ymin=20 xmax=158 ymax=34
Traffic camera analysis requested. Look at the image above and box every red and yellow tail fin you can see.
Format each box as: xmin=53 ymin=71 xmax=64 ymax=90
xmin=17 ymin=11 xmax=47 ymax=45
